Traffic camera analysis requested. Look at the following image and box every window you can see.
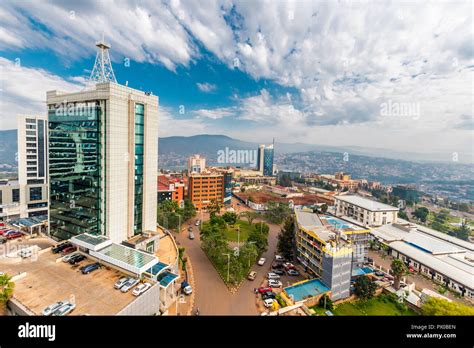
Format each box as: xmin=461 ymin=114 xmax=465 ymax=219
xmin=0 ymin=191 xmax=2 ymax=204
xmin=27 ymin=179 xmax=44 ymax=185
xmin=12 ymin=189 xmax=20 ymax=203
xmin=29 ymin=187 xmax=42 ymax=201
xmin=28 ymin=202 xmax=47 ymax=209
xmin=26 ymin=118 xmax=36 ymax=123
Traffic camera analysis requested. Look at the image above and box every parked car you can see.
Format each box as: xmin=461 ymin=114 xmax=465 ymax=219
xmin=181 ymin=281 xmax=193 ymax=295
xmin=52 ymin=242 xmax=72 ymax=254
xmin=52 ymin=303 xmax=76 ymax=316
xmin=257 ymin=286 xmax=272 ymax=294
xmin=275 ymin=255 xmax=285 ymax=262
xmin=263 ymin=298 xmax=276 ymax=308
xmin=257 ymin=257 xmax=266 ymax=266
xmin=268 ymin=279 xmax=282 ymax=288
xmin=18 ymin=248 xmax=33 ymax=258
xmin=267 ymin=272 xmax=281 ymax=280
xmin=6 ymin=231 xmax=23 ymax=240
xmin=188 ymin=226 xmax=193 ymax=232
xmin=272 ymin=262 xmax=283 ymax=269
xmin=80 ymin=262 xmax=101 ymax=274
xmin=375 ymin=271 xmax=385 ymax=277
xmin=68 ymin=254 xmax=86 ymax=265
xmin=132 ymin=282 xmax=152 ymax=296
xmin=114 ymin=277 xmax=131 ymax=290
xmin=262 ymin=291 xmax=277 ymax=300
xmin=42 ymin=300 xmax=67 ymax=316
xmin=121 ymin=278 xmax=139 ymax=293
xmin=195 ymin=220 xmax=200 ymax=226
xmin=188 ymin=231 xmax=195 ymax=240
xmin=0 ymin=229 xmax=11 ymax=235
xmin=273 ymin=269 xmax=285 ymax=276
xmin=283 ymin=262 xmax=296 ymax=270
xmin=61 ymin=246 xmax=77 ymax=255
xmin=367 ymin=257 xmax=374 ymax=263
xmin=247 ymin=271 xmax=257 ymax=280
xmin=287 ymin=269 xmax=300 ymax=276
xmin=62 ymin=252 xmax=79 ymax=262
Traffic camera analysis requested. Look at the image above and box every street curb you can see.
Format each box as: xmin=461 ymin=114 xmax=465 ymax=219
xmin=185 ymin=257 xmax=196 ymax=316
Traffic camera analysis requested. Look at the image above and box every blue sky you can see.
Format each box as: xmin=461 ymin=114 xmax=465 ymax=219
xmin=0 ymin=0 xmax=473 ymax=161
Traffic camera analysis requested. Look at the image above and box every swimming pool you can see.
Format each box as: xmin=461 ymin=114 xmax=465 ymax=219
xmin=322 ymin=216 xmax=351 ymax=229
xmin=352 ymin=266 xmax=374 ymax=277
xmin=284 ymin=279 xmax=330 ymax=302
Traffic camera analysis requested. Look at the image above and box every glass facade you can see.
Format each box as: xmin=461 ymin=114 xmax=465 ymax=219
xmin=37 ymin=119 xmax=46 ymax=178
xmin=48 ymin=103 xmax=103 ymax=240
xmin=12 ymin=189 xmax=20 ymax=203
xmin=29 ymin=187 xmax=42 ymax=201
xmin=133 ymin=104 xmax=144 ymax=235
xmin=263 ymin=147 xmax=274 ymax=176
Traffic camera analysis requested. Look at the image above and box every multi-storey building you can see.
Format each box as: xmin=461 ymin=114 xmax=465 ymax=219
xmin=256 ymin=143 xmax=274 ymax=176
xmin=157 ymin=175 xmax=185 ymax=205
xmin=188 ymin=173 xmax=224 ymax=210
xmin=47 ymin=81 xmax=158 ymax=243
xmin=294 ymin=210 xmax=354 ymax=300
xmin=187 ymin=154 xmax=206 ymax=174
xmin=334 ymin=195 xmax=399 ymax=227
xmin=17 ymin=115 xmax=49 ymax=218
xmin=0 ymin=180 xmax=21 ymax=221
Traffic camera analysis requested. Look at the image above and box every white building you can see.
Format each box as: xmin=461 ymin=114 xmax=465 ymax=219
xmin=187 ymin=154 xmax=206 ymax=174
xmin=334 ymin=195 xmax=398 ymax=227
xmin=47 ymin=82 xmax=158 ymax=243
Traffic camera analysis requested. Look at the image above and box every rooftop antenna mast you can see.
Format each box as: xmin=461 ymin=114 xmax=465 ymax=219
xmin=89 ymin=33 xmax=117 ymax=84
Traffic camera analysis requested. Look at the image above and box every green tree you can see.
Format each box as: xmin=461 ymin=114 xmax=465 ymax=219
xmin=254 ymin=222 xmax=270 ymax=235
xmin=277 ymin=216 xmax=295 ymax=260
xmin=422 ymin=297 xmax=474 ymax=316
xmin=265 ymin=201 xmax=292 ymax=224
xmin=182 ymin=198 xmax=197 ymax=220
xmin=222 ymin=212 xmax=238 ymax=225
xmin=353 ymin=275 xmax=377 ymax=300
xmin=247 ymin=227 xmax=268 ymax=255
xmin=0 ymin=273 xmax=14 ymax=306
xmin=454 ymin=221 xmax=471 ymax=241
xmin=206 ymin=198 xmax=222 ymax=217
xmin=320 ymin=203 xmax=328 ymax=214
xmin=398 ymin=210 xmax=409 ymax=221
xmin=241 ymin=211 xmax=259 ymax=225
xmin=413 ymin=207 xmax=429 ymax=222
xmin=391 ymin=259 xmax=409 ymax=290
xmin=318 ymin=294 xmax=334 ymax=311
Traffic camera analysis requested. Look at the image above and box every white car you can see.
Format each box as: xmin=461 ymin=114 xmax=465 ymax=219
xmin=267 ymin=272 xmax=281 ymax=280
xmin=183 ymin=284 xmax=193 ymax=295
xmin=263 ymin=298 xmax=276 ymax=308
xmin=62 ymin=252 xmax=79 ymax=262
xmin=195 ymin=220 xmax=200 ymax=226
xmin=268 ymin=279 xmax=282 ymax=288
xmin=275 ymin=255 xmax=285 ymax=261
xmin=18 ymin=248 xmax=33 ymax=258
xmin=114 ymin=277 xmax=130 ymax=290
xmin=121 ymin=278 xmax=139 ymax=293
xmin=42 ymin=300 xmax=67 ymax=316
xmin=257 ymin=257 xmax=266 ymax=266
xmin=132 ymin=282 xmax=152 ymax=296
xmin=52 ymin=302 xmax=76 ymax=316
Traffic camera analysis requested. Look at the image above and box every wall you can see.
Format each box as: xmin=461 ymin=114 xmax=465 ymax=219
xmin=117 ymin=283 xmax=161 ymax=315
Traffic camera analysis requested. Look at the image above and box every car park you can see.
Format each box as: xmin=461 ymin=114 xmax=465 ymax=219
xmin=80 ymin=262 xmax=101 ymax=274
xmin=120 ymin=278 xmax=139 ymax=293
xmin=287 ymin=269 xmax=299 ymax=276
xmin=52 ymin=302 xmax=76 ymax=316
xmin=61 ymin=246 xmax=77 ymax=255
xmin=42 ymin=300 xmax=67 ymax=316
xmin=69 ymin=254 xmax=86 ymax=265
xmin=181 ymin=281 xmax=193 ymax=295
xmin=263 ymin=298 xmax=276 ymax=308
xmin=132 ymin=282 xmax=152 ymax=296
xmin=267 ymin=272 xmax=281 ymax=280
xmin=114 ymin=277 xmax=131 ymax=290
xmin=257 ymin=286 xmax=272 ymax=294
xmin=247 ymin=271 xmax=257 ymax=280
xmin=257 ymin=257 xmax=266 ymax=266
xmin=268 ymin=279 xmax=282 ymax=288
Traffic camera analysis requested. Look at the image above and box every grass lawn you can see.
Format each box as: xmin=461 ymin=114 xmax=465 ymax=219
xmin=223 ymin=220 xmax=254 ymax=242
xmin=312 ymin=296 xmax=418 ymax=316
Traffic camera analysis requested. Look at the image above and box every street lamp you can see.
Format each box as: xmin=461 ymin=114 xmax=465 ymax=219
xmin=222 ymin=253 xmax=230 ymax=283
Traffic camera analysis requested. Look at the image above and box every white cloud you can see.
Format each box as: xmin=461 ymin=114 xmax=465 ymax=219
xmin=192 ymin=107 xmax=234 ymax=119
xmin=0 ymin=57 xmax=83 ymax=129
xmin=196 ymin=82 xmax=217 ymax=93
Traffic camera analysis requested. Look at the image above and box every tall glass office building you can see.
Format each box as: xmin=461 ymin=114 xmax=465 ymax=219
xmin=47 ymin=83 xmax=158 ymax=243
xmin=263 ymin=145 xmax=274 ymax=176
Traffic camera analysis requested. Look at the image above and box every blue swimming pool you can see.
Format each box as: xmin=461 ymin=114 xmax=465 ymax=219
xmin=323 ymin=216 xmax=351 ymax=229
xmin=284 ymin=279 xmax=330 ymax=302
xmin=352 ymin=266 xmax=374 ymax=277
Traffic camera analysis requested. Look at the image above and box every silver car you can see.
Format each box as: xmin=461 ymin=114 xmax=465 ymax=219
xmin=52 ymin=303 xmax=76 ymax=316
xmin=120 ymin=278 xmax=139 ymax=293
xmin=114 ymin=277 xmax=130 ymax=290
xmin=42 ymin=300 xmax=67 ymax=316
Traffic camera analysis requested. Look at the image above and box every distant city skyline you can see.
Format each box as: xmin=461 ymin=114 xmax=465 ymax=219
xmin=0 ymin=0 xmax=472 ymax=159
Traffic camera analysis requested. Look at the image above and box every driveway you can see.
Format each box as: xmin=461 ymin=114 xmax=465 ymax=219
xmin=174 ymin=208 xmax=285 ymax=315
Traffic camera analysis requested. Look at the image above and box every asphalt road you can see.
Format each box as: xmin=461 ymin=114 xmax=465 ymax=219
xmin=174 ymin=205 xmax=286 ymax=315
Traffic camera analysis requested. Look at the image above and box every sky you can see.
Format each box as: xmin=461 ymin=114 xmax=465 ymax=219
xmin=0 ymin=0 xmax=473 ymax=161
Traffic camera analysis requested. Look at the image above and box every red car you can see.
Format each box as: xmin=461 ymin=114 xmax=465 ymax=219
xmin=257 ymin=287 xmax=272 ymax=294
xmin=0 ymin=229 xmax=12 ymax=235
xmin=6 ymin=231 xmax=23 ymax=239
xmin=61 ymin=246 xmax=77 ymax=255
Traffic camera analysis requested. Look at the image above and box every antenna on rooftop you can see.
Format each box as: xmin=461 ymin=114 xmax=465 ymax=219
xmin=89 ymin=33 xmax=117 ymax=84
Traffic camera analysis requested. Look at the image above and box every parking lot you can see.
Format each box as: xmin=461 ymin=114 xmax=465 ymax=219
xmin=0 ymin=245 xmax=137 ymax=315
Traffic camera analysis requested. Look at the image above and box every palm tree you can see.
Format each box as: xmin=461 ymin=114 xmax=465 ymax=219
xmin=391 ymin=259 xmax=409 ymax=290
xmin=0 ymin=273 xmax=15 ymax=306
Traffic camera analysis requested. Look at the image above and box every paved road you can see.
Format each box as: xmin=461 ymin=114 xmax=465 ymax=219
xmin=174 ymin=206 xmax=284 ymax=315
